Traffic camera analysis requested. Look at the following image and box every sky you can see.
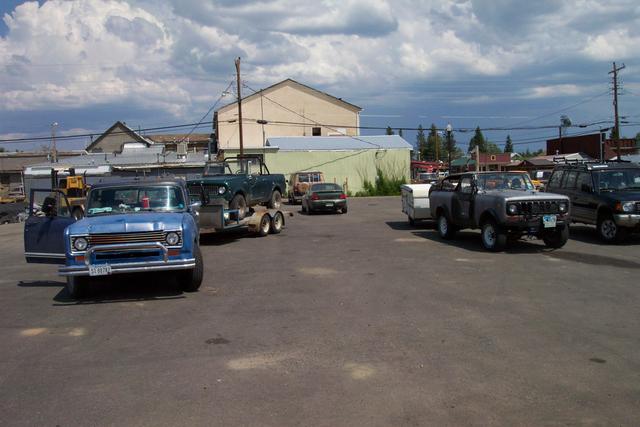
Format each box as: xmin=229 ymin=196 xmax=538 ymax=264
xmin=0 ymin=0 xmax=639 ymax=154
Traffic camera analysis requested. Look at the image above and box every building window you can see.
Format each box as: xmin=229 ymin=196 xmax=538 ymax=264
xmin=312 ymin=127 xmax=321 ymax=136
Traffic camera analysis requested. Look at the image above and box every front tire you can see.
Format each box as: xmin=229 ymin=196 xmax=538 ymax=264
xmin=543 ymin=224 xmax=569 ymax=248
xmin=229 ymin=194 xmax=247 ymax=220
xmin=437 ymin=213 xmax=456 ymax=239
xmin=66 ymin=276 xmax=88 ymax=299
xmin=597 ymin=214 xmax=628 ymax=243
xmin=267 ymin=190 xmax=282 ymax=209
xmin=181 ymin=245 xmax=203 ymax=292
xmin=341 ymin=205 xmax=348 ymax=214
xmin=481 ymin=219 xmax=507 ymax=252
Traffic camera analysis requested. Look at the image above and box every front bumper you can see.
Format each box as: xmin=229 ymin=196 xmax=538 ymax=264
xmin=614 ymin=213 xmax=640 ymax=229
xmin=59 ymin=242 xmax=195 ymax=277
xmin=504 ymin=214 xmax=568 ymax=233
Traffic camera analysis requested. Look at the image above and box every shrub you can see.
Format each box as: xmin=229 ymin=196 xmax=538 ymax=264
xmin=355 ymin=167 xmax=406 ymax=197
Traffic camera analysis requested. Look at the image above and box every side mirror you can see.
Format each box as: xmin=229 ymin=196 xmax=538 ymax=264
xmin=581 ymin=184 xmax=592 ymax=193
xmin=189 ymin=201 xmax=201 ymax=212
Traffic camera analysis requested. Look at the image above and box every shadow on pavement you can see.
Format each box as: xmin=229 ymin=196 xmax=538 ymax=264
xmin=51 ymin=273 xmax=186 ymax=306
xmin=385 ymin=220 xmax=435 ymax=231
xmin=411 ymin=230 xmax=557 ymax=254
xmin=18 ymin=280 xmax=65 ymax=288
xmin=568 ymin=224 xmax=640 ymax=246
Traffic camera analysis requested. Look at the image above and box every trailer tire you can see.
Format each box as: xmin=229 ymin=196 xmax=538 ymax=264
xmin=258 ymin=213 xmax=271 ymax=236
xmin=270 ymin=211 xmax=284 ymax=234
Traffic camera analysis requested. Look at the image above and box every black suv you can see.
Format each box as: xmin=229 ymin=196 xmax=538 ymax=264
xmin=545 ymin=161 xmax=640 ymax=242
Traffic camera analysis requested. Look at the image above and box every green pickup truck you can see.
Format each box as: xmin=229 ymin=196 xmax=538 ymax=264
xmin=187 ymin=156 xmax=286 ymax=219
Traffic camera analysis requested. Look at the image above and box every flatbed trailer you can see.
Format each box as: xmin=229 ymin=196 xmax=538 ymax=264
xmin=197 ymin=204 xmax=287 ymax=236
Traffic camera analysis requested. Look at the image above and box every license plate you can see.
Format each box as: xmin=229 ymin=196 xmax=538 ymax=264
xmin=542 ymin=214 xmax=557 ymax=228
xmin=89 ymin=264 xmax=112 ymax=276
xmin=325 ymin=203 xmax=334 ymax=207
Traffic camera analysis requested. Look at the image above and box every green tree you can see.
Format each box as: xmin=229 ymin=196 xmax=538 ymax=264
xmin=416 ymin=125 xmax=427 ymax=160
xmin=468 ymin=126 xmax=487 ymax=153
xmin=0 ymin=147 xmax=5 ymax=153
xmin=425 ymin=124 xmax=443 ymax=161
xmin=443 ymin=132 xmax=460 ymax=161
xmin=504 ymin=135 xmax=513 ymax=153
xmin=485 ymin=142 xmax=502 ymax=154
xmin=386 ymin=126 xmax=394 ymax=135
xmin=635 ymin=132 xmax=640 ymax=147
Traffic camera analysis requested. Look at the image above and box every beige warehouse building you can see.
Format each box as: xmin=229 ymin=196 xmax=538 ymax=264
xmin=216 ymin=79 xmax=362 ymax=150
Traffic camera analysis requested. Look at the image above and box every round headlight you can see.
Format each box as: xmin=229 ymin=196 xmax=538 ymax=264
xmin=507 ymin=204 xmax=518 ymax=215
xmin=74 ymin=237 xmax=88 ymax=251
xmin=166 ymin=232 xmax=180 ymax=246
xmin=559 ymin=202 xmax=568 ymax=213
xmin=218 ymin=186 xmax=226 ymax=195
xmin=622 ymin=202 xmax=634 ymax=213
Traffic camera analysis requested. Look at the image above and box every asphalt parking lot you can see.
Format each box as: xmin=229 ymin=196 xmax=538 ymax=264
xmin=1 ymin=196 xmax=639 ymax=426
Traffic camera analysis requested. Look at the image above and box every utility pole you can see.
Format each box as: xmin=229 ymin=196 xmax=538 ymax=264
xmin=446 ymin=123 xmax=453 ymax=172
xmin=609 ymin=61 xmax=625 ymax=161
xmin=50 ymin=122 xmax=58 ymax=163
xmin=475 ymin=145 xmax=480 ymax=172
xmin=235 ymin=57 xmax=244 ymax=157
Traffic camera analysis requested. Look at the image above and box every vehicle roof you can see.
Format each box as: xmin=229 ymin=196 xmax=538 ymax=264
xmin=553 ymin=161 xmax=640 ymax=171
xmin=291 ymin=171 xmax=323 ymax=175
xmin=445 ymin=171 xmax=529 ymax=178
xmin=89 ymin=179 xmax=186 ymax=190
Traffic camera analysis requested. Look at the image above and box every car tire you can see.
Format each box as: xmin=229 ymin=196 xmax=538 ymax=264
xmin=66 ymin=276 xmax=88 ymax=299
xmin=71 ymin=207 xmax=84 ymax=220
xmin=301 ymin=202 xmax=307 ymax=214
xmin=408 ymin=216 xmax=415 ymax=226
xmin=258 ymin=213 xmax=271 ymax=236
xmin=270 ymin=211 xmax=284 ymax=234
xmin=181 ymin=245 xmax=203 ymax=292
xmin=481 ymin=219 xmax=507 ymax=252
xmin=267 ymin=190 xmax=282 ymax=209
xmin=341 ymin=205 xmax=348 ymax=214
xmin=543 ymin=224 xmax=569 ymax=248
xmin=229 ymin=194 xmax=247 ymax=220
xmin=437 ymin=213 xmax=456 ymax=240
xmin=597 ymin=213 xmax=628 ymax=243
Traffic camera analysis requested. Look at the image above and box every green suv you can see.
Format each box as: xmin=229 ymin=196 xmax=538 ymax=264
xmin=546 ymin=162 xmax=640 ymax=242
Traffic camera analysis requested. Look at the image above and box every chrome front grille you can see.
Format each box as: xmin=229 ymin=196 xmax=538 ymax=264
xmin=514 ymin=200 xmax=561 ymax=215
xmin=72 ymin=231 xmax=181 ymax=250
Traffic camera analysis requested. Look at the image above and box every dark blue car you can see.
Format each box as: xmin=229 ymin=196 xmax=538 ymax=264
xmin=24 ymin=179 xmax=202 ymax=298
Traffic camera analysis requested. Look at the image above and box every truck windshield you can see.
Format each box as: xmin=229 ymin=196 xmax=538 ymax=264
xmin=476 ymin=173 xmax=535 ymax=191
xmin=86 ymin=186 xmax=185 ymax=216
xmin=203 ymin=158 xmax=262 ymax=176
xmin=594 ymin=169 xmax=640 ymax=191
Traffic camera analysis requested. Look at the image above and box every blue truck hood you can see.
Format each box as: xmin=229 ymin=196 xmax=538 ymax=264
xmin=68 ymin=212 xmax=185 ymax=235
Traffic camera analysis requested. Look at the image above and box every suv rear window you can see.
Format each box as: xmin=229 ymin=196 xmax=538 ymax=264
xmin=562 ymin=171 xmax=578 ymax=189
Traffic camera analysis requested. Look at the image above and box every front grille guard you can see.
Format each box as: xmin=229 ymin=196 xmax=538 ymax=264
xmin=83 ymin=242 xmax=169 ymax=267
xmin=514 ymin=200 xmax=562 ymax=215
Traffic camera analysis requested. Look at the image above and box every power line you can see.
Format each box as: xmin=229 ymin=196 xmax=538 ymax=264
xmin=177 ymin=80 xmax=234 ymax=144
xmin=509 ymin=90 xmax=610 ymax=127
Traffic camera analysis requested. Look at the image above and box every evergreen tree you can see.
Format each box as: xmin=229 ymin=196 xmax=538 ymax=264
xmin=504 ymin=135 xmax=513 ymax=153
xmin=386 ymin=126 xmax=394 ymax=135
xmin=468 ymin=126 xmax=487 ymax=153
xmin=443 ymin=132 xmax=460 ymax=161
xmin=416 ymin=125 xmax=427 ymax=160
xmin=485 ymin=142 xmax=502 ymax=154
xmin=635 ymin=132 xmax=640 ymax=147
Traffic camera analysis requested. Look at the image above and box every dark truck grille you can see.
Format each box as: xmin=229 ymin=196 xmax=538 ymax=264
xmin=513 ymin=200 xmax=561 ymax=215
xmin=72 ymin=231 xmax=181 ymax=249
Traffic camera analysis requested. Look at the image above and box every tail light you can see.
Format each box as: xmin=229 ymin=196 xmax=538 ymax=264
xmin=339 ymin=193 xmax=347 ymax=199
xmin=311 ymin=193 xmax=319 ymax=200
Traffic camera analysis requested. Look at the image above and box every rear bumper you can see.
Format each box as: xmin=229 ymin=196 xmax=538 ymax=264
xmin=614 ymin=214 xmax=640 ymax=229
xmin=309 ymin=200 xmax=347 ymax=211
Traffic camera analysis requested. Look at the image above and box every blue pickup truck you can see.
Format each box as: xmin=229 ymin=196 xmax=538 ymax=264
xmin=187 ymin=156 xmax=286 ymax=220
xmin=24 ymin=179 xmax=202 ymax=298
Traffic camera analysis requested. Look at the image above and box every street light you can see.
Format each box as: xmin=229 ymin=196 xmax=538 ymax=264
xmin=446 ymin=123 xmax=453 ymax=172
